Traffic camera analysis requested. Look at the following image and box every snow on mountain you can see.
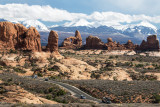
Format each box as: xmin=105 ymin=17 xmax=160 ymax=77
xmin=0 ymin=19 xmax=50 ymax=32
xmin=64 ymin=19 xmax=94 ymax=27
xmin=137 ymin=21 xmax=157 ymax=31
xmin=20 ymin=20 xmax=49 ymax=32
xmin=107 ymin=21 xmax=157 ymax=32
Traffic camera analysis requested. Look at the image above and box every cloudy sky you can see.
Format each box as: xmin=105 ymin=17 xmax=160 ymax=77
xmin=0 ymin=0 xmax=160 ymax=27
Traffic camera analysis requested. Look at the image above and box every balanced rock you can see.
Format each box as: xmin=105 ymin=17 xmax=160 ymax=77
xmin=46 ymin=30 xmax=59 ymax=52
xmin=85 ymin=35 xmax=105 ymax=49
xmin=139 ymin=35 xmax=159 ymax=51
xmin=0 ymin=22 xmax=41 ymax=52
xmin=107 ymin=38 xmax=113 ymax=42
xmin=62 ymin=30 xmax=82 ymax=49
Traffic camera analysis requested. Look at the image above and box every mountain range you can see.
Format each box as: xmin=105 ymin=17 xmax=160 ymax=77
xmin=0 ymin=19 xmax=159 ymax=45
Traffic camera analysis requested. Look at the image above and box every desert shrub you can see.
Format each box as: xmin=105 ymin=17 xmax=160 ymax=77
xmin=46 ymin=94 xmax=52 ymax=100
xmin=130 ymin=73 xmax=157 ymax=81
xmin=37 ymin=72 xmax=43 ymax=77
xmin=56 ymin=89 xmax=67 ymax=96
xmin=23 ymin=62 xmax=31 ymax=69
xmin=105 ymin=61 xmax=114 ymax=67
xmin=109 ymin=56 xmax=114 ymax=59
xmin=50 ymin=75 xmax=62 ymax=80
xmin=48 ymin=65 xmax=59 ymax=71
xmin=153 ymin=94 xmax=160 ymax=103
xmin=116 ymin=62 xmax=133 ymax=67
xmin=31 ymin=67 xmax=42 ymax=72
xmin=13 ymin=67 xmax=26 ymax=73
xmin=115 ymin=55 xmax=119 ymax=58
xmin=31 ymin=63 xmax=37 ymax=67
xmin=0 ymin=73 xmax=67 ymax=101
xmin=91 ymin=71 xmax=101 ymax=79
xmin=152 ymin=64 xmax=160 ymax=70
xmin=54 ymin=97 xmax=68 ymax=103
xmin=100 ymin=67 xmax=113 ymax=71
xmin=113 ymin=76 xmax=118 ymax=81
xmin=0 ymin=66 xmax=3 ymax=70
xmin=14 ymin=56 xmax=20 ymax=62
xmin=63 ymin=79 xmax=160 ymax=103
xmin=135 ymin=64 xmax=144 ymax=68
xmin=0 ymin=87 xmax=7 ymax=94
xmin=9 ymin=49 xmax=18 ymax=54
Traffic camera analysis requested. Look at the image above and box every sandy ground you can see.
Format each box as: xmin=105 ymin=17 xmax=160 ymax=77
xmin=0 ymin=85 xmax=58 ymax=104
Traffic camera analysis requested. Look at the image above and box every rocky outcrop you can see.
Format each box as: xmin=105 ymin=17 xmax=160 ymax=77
xmin=46 ymin=30 xmax=59 ymax=52
xmin=0 ymin=22 xmax=41 ymax=52
xmin=139 ymin=35 xmax=159 ymax=51
xmin=62 ymin=30 xmax=82 ymax=49
xmin=85 ymin=36 xmax=137 ymax=50
xmin=85 ymin=35 xmax=105 ymax=49
xmin=125 ymin=40 xmax=137 ymax=50
xmin=22 ymin=27 xmax=41 ymax=51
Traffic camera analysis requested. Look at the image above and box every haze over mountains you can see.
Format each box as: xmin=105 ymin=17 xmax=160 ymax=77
xmin=1 ymin=18 xmax=159 ymax=45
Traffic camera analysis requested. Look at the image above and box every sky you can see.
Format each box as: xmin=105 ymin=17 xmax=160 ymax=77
xmin=1 ymin=0 xmax=160 ymax=27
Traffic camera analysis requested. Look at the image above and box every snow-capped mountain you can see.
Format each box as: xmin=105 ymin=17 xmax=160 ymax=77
xmin=20 ymin=20 xmax=49 ymax=32
xmin=0 ymin=19 xmax=49 ymax=32
xmin=0 ymin=18 xmax=159 ymax=44
xmin=50 ymin=21 xmax=159 ymax=43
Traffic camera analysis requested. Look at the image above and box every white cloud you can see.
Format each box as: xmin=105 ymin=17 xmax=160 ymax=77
xmin=1 ymin=3 xmax=160 ymax=28
xmin=0 ymin=3 xmax=87 ymax=22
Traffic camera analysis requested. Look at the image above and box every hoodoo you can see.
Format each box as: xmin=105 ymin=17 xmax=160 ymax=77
xmin=139 ymin=35 xmax=159 ymax=51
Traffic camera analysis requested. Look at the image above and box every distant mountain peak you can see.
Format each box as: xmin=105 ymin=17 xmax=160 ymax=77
xmin=21 ymin=20 xmax=49 ymax=32
xmin=137 ymin=21 xmax=157 ymax=31
xmin=64 ymin=19 xmax=93 ymax=27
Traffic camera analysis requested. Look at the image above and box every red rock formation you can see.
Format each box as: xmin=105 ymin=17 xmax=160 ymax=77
xmin=46 ymin=30 xmax=59 ymax=53
xmin=22 ymin=27 xmax=41 ymax=51
xmin=85 ymin=35 xmax=105 ymax=49
xmin=85 ymin=36 xmax=137 ymax=50
xmin=125 ymin=40 xmax=136 ymax=50
xmin=0 ymin=22 xmax=41 ymax=52
xmin=139 ymin=35 xmax=159 ymax=51
xmin=62 ymin=30 xmax=82 ymax=49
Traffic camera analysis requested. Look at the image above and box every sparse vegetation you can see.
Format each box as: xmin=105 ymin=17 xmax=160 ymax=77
xmin=63 ymin=80 xmax=160 ymax=103
xmin=13 ymin=67 xmax=27 ymax=73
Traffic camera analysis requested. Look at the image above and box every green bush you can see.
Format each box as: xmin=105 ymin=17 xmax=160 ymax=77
xmin=109 ymin=56 xmax=114 ymax=59
xmin=135 ymin=64 xmax=144 ymax=68
xmin=153 ymin=94 xmax=160 ymax=103
xmin=13 ymin=67 xmax=26 ymax=73
xmin=46 ymin=94 xmax=52 ymax=100
xmin=91 ymin=72 xmax=101 ymax=79
xmin=0 ymin=66 xmax=3 ymax=70
xmin=57 ymin=89 xmax=66 ymax=96
xmin=23 ymin=62 xmax=31 ymax=69
xmin=37 ymin=72 xmax=43 ymax=77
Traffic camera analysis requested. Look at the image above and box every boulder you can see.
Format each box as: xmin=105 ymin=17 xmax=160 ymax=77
xmin=107 ymin=38 xmax=113 ymax=43
xmin=46 ymin=30 xmax=59 ymax=52
xmin=0 ymin=22 xmax=41 ymax=52
xmin=139 ymin=35 xmax=159 ymax=51
xmin=85 ymin=35 xmax=105 ymax=49
xmin=62 ymin=30 xmax=82 ymax=49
